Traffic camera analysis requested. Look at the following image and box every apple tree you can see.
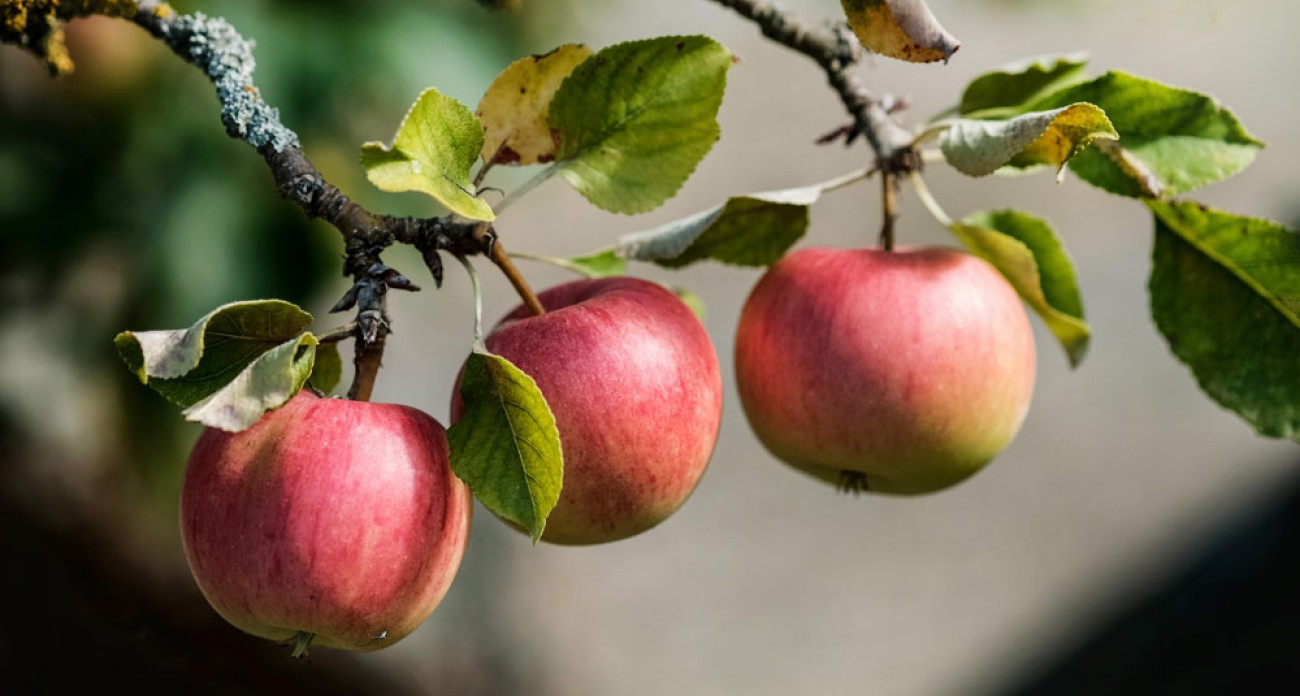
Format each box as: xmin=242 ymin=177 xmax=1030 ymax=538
xmin=2 ymin=0 xmax=1294 ymax=659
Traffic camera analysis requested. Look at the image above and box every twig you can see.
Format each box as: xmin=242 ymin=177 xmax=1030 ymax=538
xmin=707 ymin=0 xmax=920 ymax=248
xmin=124 ymin=3 xmax=468 ymax=251
xmin=4 ymin=1 xmax=518 ymax=397
xmin=706 ymin=0 xmax=913 ymax=165
xmin=317 ymin=323 xmax=359 ymax=344
xmin=1 ymin=0 xmax=137 ymax=74
xmin=474 ymin=223 xmax=546 ymax=316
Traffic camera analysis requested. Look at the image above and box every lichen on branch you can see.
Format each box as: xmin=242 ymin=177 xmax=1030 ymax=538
xmin=0 ymin=0 xmax=505 ymax=397
xmin=1 ymin=0 xmax=138 ymax=74
xmin=135 ymin=5 xmax=298 ymax=151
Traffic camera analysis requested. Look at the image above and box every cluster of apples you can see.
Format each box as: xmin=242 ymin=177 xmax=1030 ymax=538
xmin=179 ymin=246 xmax=1036 ymax=653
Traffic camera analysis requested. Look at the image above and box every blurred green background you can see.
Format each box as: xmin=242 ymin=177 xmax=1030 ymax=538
xmin=2 ymin=1 xmax=1298 ymax=693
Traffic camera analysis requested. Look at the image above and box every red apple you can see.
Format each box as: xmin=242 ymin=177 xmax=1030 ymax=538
xmin=735 ymin=246 xmax=1036 ymax=494
xmin=453 ymin=277 xmax=723 ymax=545
xmin=180 ymin=391 xmax=472 ymax=653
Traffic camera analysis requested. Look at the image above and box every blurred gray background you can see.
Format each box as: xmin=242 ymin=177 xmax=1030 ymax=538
xmin=2 ymin=0 xmax=1297 ymax=693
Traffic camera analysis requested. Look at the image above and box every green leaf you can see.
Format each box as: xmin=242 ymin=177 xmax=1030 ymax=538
xmin=183 ymin=334 xmax=318 ymax=432
xmin=114 ymin=300 xmax=319 ymax=431
xmin=361 ymin=87 xmax=495 ymax=221
xmin=309 ymin=341 xmax=343 ymax=395
xmin=447 ymin=351 xmax=564 ymax=542
xmin=477 ymin=44 xmax=592 ymax=166
xmin=548 ymin=35 xmax=732 ymax=214
xmin=958 ymin=52 xmax=1090 ymax=118
xmin=566 ymin=249 xmax=627 ymax=279
xmin=115 ymin=300 xmax=314 ymax=406
xmin=950 ymin=210 xmax=1090 ymax=366
xmin=940 ymin=103 xmax=1117 ymax=178
xmin=1148 ymin=200 xmax=1300 ymax=440
xmin=840 ymin=0 xmax=959 ymax=64
xmin=616 ymin=185 xmax=820 ymax=268
xmin=1029 ymin=71 xmax=1263 ymax=197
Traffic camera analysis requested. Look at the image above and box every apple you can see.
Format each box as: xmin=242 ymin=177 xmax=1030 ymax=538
xmin=734 ymin=246 xmax=1036 ymax=494
xmin=180 ymin=390 xmax=472 ymax=653
xmin=453 ymin=276 xmax=723 ymax=545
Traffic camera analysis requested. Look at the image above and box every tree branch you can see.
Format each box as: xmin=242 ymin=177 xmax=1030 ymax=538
xmin=1 ymin=0 xmax=137 ymax=74
xmin=707 ymin=0 xmax=920 ymax=247
xmin=706 ymin=0 xmax=913 ymax=164
xmin=117 ymin=1 xmax=501 ymax=396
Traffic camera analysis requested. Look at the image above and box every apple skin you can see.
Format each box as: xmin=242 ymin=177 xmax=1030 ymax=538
xmin=180 ymin=391 xmax=472 ymax=651
xmin=453 ymin=277 xmax=723 ymax=545
xmin=734 ymin=246 xmax=1036 ymax=494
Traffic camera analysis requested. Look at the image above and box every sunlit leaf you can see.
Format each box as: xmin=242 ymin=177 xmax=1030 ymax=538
xmin=950 ymin=210 xmax=1090 ymax=366
xmin=361 ymin=87 xmax=495 ymax=221
xmin=549 ymin=36 xmax=732 ymax=214
xmin=1030 ymin=71 xmax=1262 ymax=197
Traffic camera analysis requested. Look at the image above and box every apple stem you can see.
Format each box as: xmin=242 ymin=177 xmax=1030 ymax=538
xmin=475 ymin=223 xmax=546 ymax=317
xmin=290 ymin=631 xmax=315 ymax=659
xmin=347 ymin=313 xmax=387 ymax=403
xmin=342 ymin=270 xmax=390 ymax=403
xmin=879 ymin=171 xmax=899 ymax=252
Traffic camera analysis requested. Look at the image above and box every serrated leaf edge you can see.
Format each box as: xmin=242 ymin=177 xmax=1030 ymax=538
xmin=1148 ymin=201 xmax=1300 ymax=333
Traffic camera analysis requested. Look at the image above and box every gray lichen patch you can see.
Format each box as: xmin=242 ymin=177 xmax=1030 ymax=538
xmin=158 ymin=12 xmax=299 ymax=152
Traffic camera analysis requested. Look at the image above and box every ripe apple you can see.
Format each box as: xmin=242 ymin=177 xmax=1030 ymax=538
xmin=453 ymin=276 xmax=723 ymax=545
xmin=734 ymin=246 xmax=1036 ymax=494
xmin=180 ymin=391 xmax=473 ymax=653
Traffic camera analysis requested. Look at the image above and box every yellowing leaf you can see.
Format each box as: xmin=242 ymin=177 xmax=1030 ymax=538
xmin=1029 ymin=71 xmax=1263 ymax=198
xmin=841 ymin=0 xmax=959 ymax=64
xmin=477 ymin=44 xmax=592 ymax=166
xmin=950 ymin=210 xmax=1090 ymax=367
xmin=940 ymin=103 xmax=1118 ymax=178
